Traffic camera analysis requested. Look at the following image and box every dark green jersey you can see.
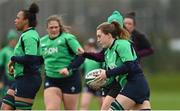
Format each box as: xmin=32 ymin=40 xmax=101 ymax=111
xmin=13 ymin=28 xmax=41 ymax=78
xmin=0 ymin=46 xmax=14 ymax=81
xmin=41 ymin=32 xmax=82 ymax=78
xmin=104 ymin=39 xmax=137 ymax=86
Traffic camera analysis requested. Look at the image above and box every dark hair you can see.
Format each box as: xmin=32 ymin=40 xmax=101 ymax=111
xmin=125 ymin=11 xmax=136 ymax=25
xmin=22 ymin=3 xmax=39 ymax=27
xmin=46 ymin=15 xmax=70 ymax=34
xmin=97 ymin=22 xmax=130 ymax=40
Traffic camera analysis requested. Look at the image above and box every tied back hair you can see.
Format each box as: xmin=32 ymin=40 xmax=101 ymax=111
xmin=22 ymin=3 xmax=39 ymax=27
xmin=29 ymin=3 xmax=39 ymax=14
xmin=97 ymin=21 xmax=130 ymax=40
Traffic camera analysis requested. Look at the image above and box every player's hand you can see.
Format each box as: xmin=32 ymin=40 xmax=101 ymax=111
xmin=77 ymin=48 xmax=84 ymax=54
xmin=94 ymin=69 xmax=107 ymax=81
xmin=8 ymin=60 xmax=14 ymax=76
xmin=59 ymin=68 xmax=69 ymax=76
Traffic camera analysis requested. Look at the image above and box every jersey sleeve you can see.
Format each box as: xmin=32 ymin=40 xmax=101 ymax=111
xmin=23 ymin=37 xmax=38 ymax=55
xmin=66 ymin=34 xmax=82 ymax=55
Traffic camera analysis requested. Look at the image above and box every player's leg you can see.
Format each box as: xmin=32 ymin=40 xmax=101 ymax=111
xmin=110 ymin=76 xmax=150 ymax=110
xmin=44 ymin=87 xmax=62 ymax=110
xmin=80 ymin=87 xmax=93 ymax=110
xmin=128 ymin=76 xmax=151 ymax=110
xmin=62 ymin=70 xmax=81 ymax=110
xmin=101 ymin=80 xmax=121 ymax=110
xmin=14 ymin=75 xmax=41 ymax=110
xmin=101 ymin=95 xmax=115 ymax=110
xmin=110 ymin=94 xmax=135 ymax=110
xmin=131 ymin=100 xmax=151 ymax=110
xmin=44 ymin=76 xmax=63 ymax=110
xmin=63 ymin=93 xmax=79 ymax=110
xmin=1 ymin=82 xmax=16 ymax=110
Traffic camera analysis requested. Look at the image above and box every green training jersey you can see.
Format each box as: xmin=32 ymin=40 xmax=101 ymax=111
xmin=104 ymin=39 xmax=137 ymax=87
xmin=0 ymin=46 xmax=15 ymax=81
xmin=83 ymin=59 xmax=102 ymax=75
xmin=41 ymin=32 xmax=82 ymax=78
xmin=13 ymin=28 xmax=41 ymax=78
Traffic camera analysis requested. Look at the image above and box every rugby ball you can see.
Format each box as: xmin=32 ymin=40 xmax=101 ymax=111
xmin=85 ymin=69 xmax=107 ymax=90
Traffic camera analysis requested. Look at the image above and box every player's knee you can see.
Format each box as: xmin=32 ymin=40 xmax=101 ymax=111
xmin=110 ymin=99 xmax=124 ymax=110
xmin=1 ymin=94 xmax=15 ymax=110
xmin=15 ymin=101 xmax=33 ymax=110
xmin=101 ymin=97 xmax=114 ymax=110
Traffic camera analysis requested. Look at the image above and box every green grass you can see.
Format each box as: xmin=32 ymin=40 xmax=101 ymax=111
xmin=151 ymin=91 xmax=180 ymax=109
xmin=32 ymin=72 xmax=180 ymax=110
xmin=148 ymin=73 xmax=180 ymax=109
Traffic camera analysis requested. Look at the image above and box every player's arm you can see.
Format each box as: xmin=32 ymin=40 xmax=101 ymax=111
xmin=67 ymin=54 xmax=85 ymax=71
xmin=11 ymin=55 xmax=43 ymax=65
xmin=106 ymin=60 xmax=142 ymax=78
xmin=106 ymin=42 xmax=142 ymax=78
xmin=11 ymin=37 xmax=44 ymax=65
xmin=83 ymin=49 xmax=105 ymax=62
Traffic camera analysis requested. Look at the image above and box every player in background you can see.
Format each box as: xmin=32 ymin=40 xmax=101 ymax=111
xmin=0 ymin=29 xmax=18 ymax=108
xmin=80 ymin=38 xmax=103 ymax=110
xmin=2 ymin=3 xmax=42 ymax=110
xmin=124 ymin=11 xmax=154 ymax=60
xmin=41 ymin=15 xmax=84 ymax=110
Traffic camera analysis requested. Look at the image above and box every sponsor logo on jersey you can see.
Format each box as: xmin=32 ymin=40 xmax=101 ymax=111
xmin=44 ymin=47 xmax=58 ymax=55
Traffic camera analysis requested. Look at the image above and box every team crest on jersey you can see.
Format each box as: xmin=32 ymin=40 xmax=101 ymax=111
xmin=57 ymin=40 xmax=62 ymax=44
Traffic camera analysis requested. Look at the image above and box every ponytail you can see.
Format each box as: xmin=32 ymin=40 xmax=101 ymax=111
xmin=97 ymin=22 xmax=130 ymax=40
xmin=111 ymin=22 xmax=130 ymax=40
xmin=22 ymin=3 xmax=39 ymax=27
xmin=29 ymin=3 xmax=39 ymax=14
xmin=120 ymin=28 xmax=130 ymax=40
